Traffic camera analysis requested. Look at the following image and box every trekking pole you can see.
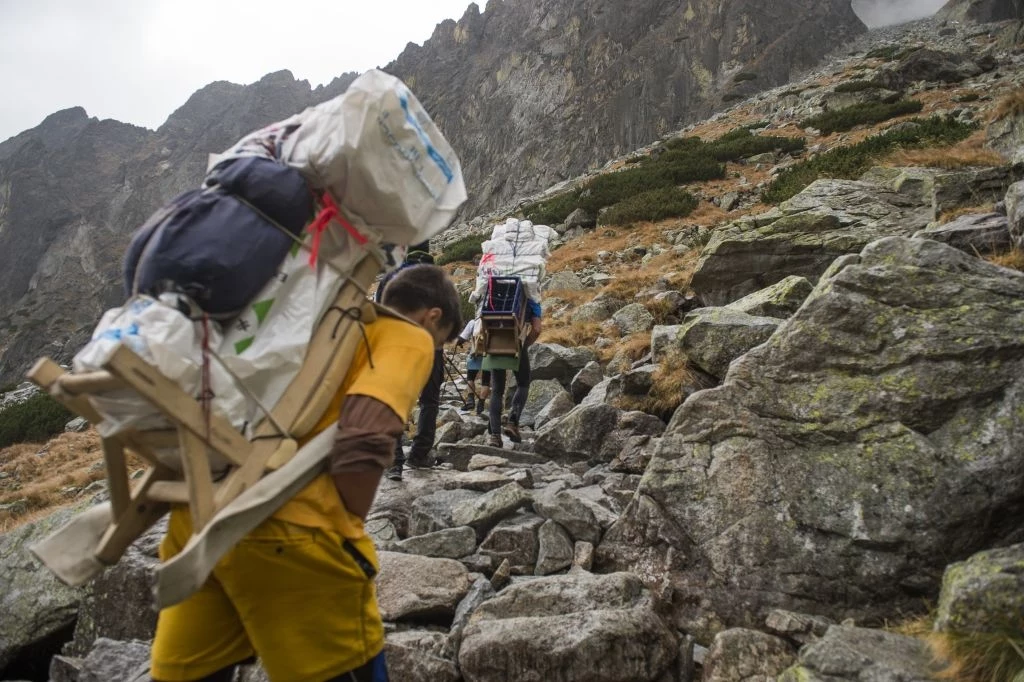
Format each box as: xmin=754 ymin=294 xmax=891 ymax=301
xmin=441 ymin=352 xmax=468 ymax=404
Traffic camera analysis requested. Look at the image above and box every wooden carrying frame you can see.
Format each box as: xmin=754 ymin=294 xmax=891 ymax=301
xmin=27 ymin=255 xmax=381 ymax=568
xmin=480 ymin=276 xmax=529 ymax=359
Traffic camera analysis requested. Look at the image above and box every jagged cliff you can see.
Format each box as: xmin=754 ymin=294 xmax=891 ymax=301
xmin=0 ymin=0 xmax=869 ymax=383
xmin=389 ymin=0 xmax=865 ymax=215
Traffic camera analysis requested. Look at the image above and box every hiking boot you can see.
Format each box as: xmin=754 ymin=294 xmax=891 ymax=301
xmin=503 ymin=422 xmax=522 ymax=444
xmin=475 ymin=398 xmax=485 ymax=416
xmin=488 ymin=433 xmax=503 ymax=448
xmin=460 ymin=397 xmax=475 ymax=412
xmin=385 ymin=463 xmax=403 ymax=481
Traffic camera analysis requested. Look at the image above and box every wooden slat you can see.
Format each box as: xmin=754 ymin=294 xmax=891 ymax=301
xmin=101 ymin=438 xmax=131 ymax=518
xmin=130 ymin=430 xmax=183 ymax=450
xmin=27 ymin=358 xmax=105 ymax=424
xmin=214 ymin=256 xmax=381 ymax=506
xmin=148 ymin=480 xmax=222 ymax=505
xmin=58 ymin=371 xmax=125 ymax=395
xmin=103 ymin=345 xmax=250 ymax=467
xmin=95 ymin=466 xmax=171 ymax=565
xmin=177 ymin=430 xmax=215 ymax=530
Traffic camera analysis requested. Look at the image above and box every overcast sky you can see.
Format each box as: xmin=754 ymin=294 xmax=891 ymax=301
xmin=0 ymin=0 xmax=473 ymax=142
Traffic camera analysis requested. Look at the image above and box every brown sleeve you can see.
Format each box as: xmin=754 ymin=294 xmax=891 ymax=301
xmin=327 ymin=395 xmax=404 ymax=475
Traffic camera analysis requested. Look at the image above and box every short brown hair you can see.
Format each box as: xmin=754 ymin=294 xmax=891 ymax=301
xmin=382 ymin=264 xmax=462 ymax=341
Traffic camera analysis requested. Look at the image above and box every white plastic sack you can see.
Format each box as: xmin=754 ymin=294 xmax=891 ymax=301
xmin=73 ymin=296 xmax=246 ymax=470
xmin=219 ymin=69 xmax=466 ymax=246
xmin=491 ymin=218 xmax=554 ymax=244
xmin=218 ymin=225 xmax=385 ymax=431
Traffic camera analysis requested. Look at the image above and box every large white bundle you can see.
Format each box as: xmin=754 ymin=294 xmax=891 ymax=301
xmin=491 ymin=218 xmax=554 ymax=244
xmin=76 ymin=70 xmax=465 ymax=441
xmin=474 ymin=220 xmax=549 ymax=302
xmin=218 ymin=69 xmax=466 ymax=246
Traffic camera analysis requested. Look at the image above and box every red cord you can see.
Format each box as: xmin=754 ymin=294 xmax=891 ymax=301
xmin=307 ymin=192 xmax=367 ymax=269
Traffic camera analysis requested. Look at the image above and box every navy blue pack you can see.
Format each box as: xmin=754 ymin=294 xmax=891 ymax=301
xmin=123 ymin=156 xmax=314 ymax=318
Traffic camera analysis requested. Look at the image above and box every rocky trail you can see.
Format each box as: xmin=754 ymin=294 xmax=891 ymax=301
xmin=2 ymin=6 xmax=1024 ymax=682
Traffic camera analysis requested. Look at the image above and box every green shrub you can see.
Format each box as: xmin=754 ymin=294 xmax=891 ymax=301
xmin=706 ymin=129 xmax=805 ymax=161
xmin=722 ymin=93 xmax=746 ymax=102
xmin=801 ymin=99 xmax=924 ymax=135
xmin=764 ymin=115 xmax=976 ymax=204
xmin=733 ymin=72 xmax=758 ymax=83
xmin=602 ymin=187 xmax=698 ymax=226
xmin=956 ymin=92 xmax=981 ymax=103
xmin=741 ymin=120 xmax=772 ymax=130
xmin=0 ymin=393 xmax=73 ymax=448
xmin=523 ymin=191 xmax=583 ymax=225
xmin=833 ymin=79 xmax=879 ymax=93
xmin=437 ymin=234 xmax=486 ymax=265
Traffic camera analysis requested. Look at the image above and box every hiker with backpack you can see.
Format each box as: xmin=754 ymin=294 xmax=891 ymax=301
xmin=470 ymin=219 xmax=547 ymax=446
xmin=150 ymin=264 xmax=462 ymax=682
xmin=455 ymin=317 xmax=489 ymax=415
xmin=375 ymin=243 xmax=445 ymax=481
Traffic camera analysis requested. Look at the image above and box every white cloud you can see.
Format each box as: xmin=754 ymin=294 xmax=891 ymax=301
xmin=0 ymin=0 xmax=473 ymax=141
xmin=852 ymin=0 xmax=947 ymax=27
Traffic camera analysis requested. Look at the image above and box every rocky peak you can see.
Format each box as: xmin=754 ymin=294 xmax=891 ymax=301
xmin=939 ymin=0 xmax=1024 ymax=22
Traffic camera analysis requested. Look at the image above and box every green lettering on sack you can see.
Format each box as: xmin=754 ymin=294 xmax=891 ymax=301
xmin=252 ymin=299 xmax=274 ymax=325
xmin=234 ymin=337 xmax=255 ymax=354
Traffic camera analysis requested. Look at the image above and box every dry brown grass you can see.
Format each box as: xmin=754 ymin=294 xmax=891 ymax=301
xmin=989 ymin=248 xmax=1024 ymax=272
xmin=617 ymin=350 xmax=714 ymax=420
xmin=0 ymin=430 xmax=143 ymax=532
xmin=539 ymin=321 xmax=603 ymax=348
xmin=928 ymin=630 xmax=1024 ymax=682
xmin=940 ymin=204 xmax=997 ymax=222
xmin=883 ymin=142 xmax=1004 ymax=170
xmin=992 ymin=89 xmax=1024 ymax=122
xmin=598 ymin=332 xmax=652 ymax=369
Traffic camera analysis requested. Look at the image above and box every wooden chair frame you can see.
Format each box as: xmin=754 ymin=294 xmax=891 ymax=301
xmin=27 ymin=254 xmax=381 ymax=568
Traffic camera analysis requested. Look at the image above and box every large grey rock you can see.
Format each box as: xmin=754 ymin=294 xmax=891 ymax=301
xmin=373 ymin=470 xmax=453 ymax=537
xmin=394 ymin=526 xmax=478 ymax=560
xmin=67 ymin=517 xmax=167 ymax=655
xmin=535 ymin=520 xmax=575 ymax=575
xmin=534 ymin=391 xmax=576 ymax=430
xmin=765 ymin=609 xmax=834 ymax=646
xmin=914 ymin=212 xmax=1013 ymax=255
xmin=727 ymin=275 xmax=813 ymax=319
xmin=570 ymin=361 xmax=604 ymax=404
xmin=451 ymin=483 xmax=532 ymax=538
xmin=611 ymin=303 xmax=655 ymax=334
xmin=864 ymin=164 xmax=1021 ymax=219
xmin=478 ymin=513 xmax=544 ymax=574
xmin=651 ymin=324 xmax=684 ymax=362
xmin=547 ymin=270 xmax=585 ymax=291
xmin=608 ymin=435 xmax=656 ymax=475
xmin=934 ymin=542 xmax=1024 ymax=634
xmin=0 ymin=504 xmax=91 ymax=671
xmin=690 ymin=178 xmax=933 ymax=305
xmin=444 ymin=470 xmax=515 ymax=493
xmin=385 ymin=630 xmax=459 ymax=682
xmin=534 ymin=488 xmax=618 ymax=545
xmin=874 ymin=48 xmax=984 ymax=90
xmin=987 ymin=108 xmax=1024 ymax=165
xmin=534 ymin=404 xmax=621 ymax=462
xmin=518 ymin=379 xmax=572 ymax=428
xmin=77 ymin=638 xmax=150 ymax=682
xmin=599 ymin=237 xmax=1024 ymax=640
xmin=703 ymin=628 xmax=795 ymax=682
xmin=571 ymin=298 xmax=623 ymax=324
xmin=1007 ymin=180 xmax=1024 ymax=244
xmin=408 ymin=489 xmax=482 ymax=537
xmin=438 ymin=443 xmax=547 ymax=472
xmin=458 ymin=572 xmax=678 ymax=682
xmin=450 ymin=577 xmax=496 ymax=648
xmin=529 ymin=344 xmax=598 ymax=387
xmin=376 ymin=552 xmax=471 ymax=623
xmin=597 ymin=411 xmax=666 ymax=464
xmin=677 ymin=307 xmax=782 ymax=379
xmin=779 ymin=626 xmax=938 ymax=682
